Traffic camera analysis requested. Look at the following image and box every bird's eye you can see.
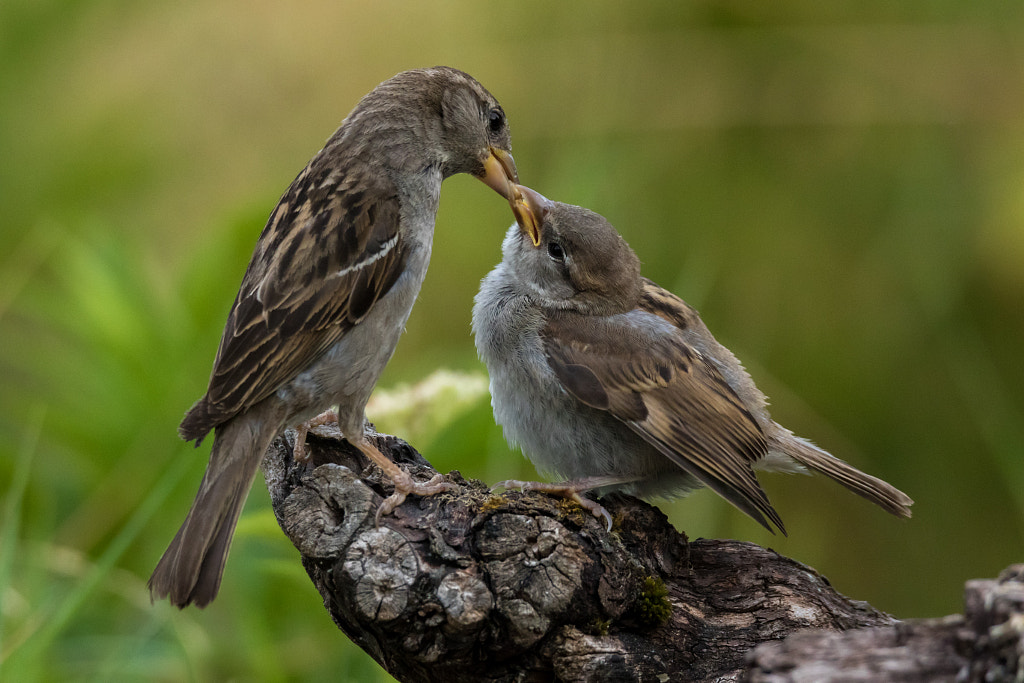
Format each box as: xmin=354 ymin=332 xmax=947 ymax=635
xmin=547 ymin=241 xmax=565 ymax=263
xmin=487 ymin=108 xmax=505 ymax=133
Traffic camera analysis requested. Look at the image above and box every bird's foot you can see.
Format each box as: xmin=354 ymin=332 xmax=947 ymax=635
xmin=349 ymin=438 xmax=456 ymax=525
xmin=492 ymin=479 xmax=613 ymax=531
xmin=375 ymin=470 xmax=457 ymax=526
xmin=292 ymin=409 xmax=338 ymax=463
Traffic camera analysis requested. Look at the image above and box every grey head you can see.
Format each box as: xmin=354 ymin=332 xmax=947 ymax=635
xmin=503 ymin=185 xmax=642 ymax=316
xmin=327 ymin=66 xmax=518 ymax=190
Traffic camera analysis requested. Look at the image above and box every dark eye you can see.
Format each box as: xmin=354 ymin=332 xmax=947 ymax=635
xmin=487 ymin=108 xmax=505 ymax=133
xmin=547 ymin=241 xmax=565 ymax=263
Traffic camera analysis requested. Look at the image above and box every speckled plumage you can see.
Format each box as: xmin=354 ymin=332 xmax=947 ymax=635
xmin=151 ymin=67 xmax=519 ymax=608
xmin=473 ymin=188 xmax=913 ymax=532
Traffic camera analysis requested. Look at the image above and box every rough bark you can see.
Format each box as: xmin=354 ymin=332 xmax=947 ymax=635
xmin=262 ymin=426 xmax=1023 ymax=682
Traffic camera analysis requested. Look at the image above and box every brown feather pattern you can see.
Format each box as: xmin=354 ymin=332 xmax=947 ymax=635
xmin=179 ymin=158 xmax=405 ymax=442
xmin=476 ymin=193 xmax=911 ymax=534
xmin=541 ymin=282 xmax=787 ymax=532
xmin=155 ymin=66 xmax=518 ymax=608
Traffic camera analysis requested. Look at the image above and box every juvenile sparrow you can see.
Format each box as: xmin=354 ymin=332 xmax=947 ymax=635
xmin=475 ymin=186 xmax=913 ymax=531
xmin=150 ymin=67 xmax=522 ymax=608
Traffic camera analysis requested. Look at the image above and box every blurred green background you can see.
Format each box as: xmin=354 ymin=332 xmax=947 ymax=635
xmin=2 ymin=1 xmax=1023 ymax=680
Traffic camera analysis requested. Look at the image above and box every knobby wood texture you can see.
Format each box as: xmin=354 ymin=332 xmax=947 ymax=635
xmin=262 ymin=426 xmax=1024 ymax=682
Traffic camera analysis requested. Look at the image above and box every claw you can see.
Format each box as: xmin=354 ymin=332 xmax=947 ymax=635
xmin=293 ymin=408 xmax=338 ymax=462
xmin=373 ymin=469 xmax=457 ymax=526
xmin=490 ymin=479 xmax=612 ymax=531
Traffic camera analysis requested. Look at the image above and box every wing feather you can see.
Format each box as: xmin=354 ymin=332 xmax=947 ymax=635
xmin=541 ymin=283 xmax=785 ymax=532
xmin=180 ymin=157 xmax=406 ymax=441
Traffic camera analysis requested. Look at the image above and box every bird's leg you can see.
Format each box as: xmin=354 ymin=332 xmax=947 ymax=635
xmin=491 ymin=476 xmax=640 ymax=531
xmin=292 ymin=409 xmax=339 ymax=463
xmin=353 ymin=438 xmax=457 ymax=526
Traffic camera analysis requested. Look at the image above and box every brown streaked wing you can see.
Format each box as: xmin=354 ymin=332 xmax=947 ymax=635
xmin=541 ymin=305 xmax=785 ymax=533
xmin=636 ymin=277 xmax=702 ymax=330
xmin=184 ymin=159 xmax=405 ymax=437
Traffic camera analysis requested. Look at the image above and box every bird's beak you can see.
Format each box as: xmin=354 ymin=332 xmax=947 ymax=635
xmin=478 ymin=147 xmax=519 ymax=200
xmin=510 ymin=183 xmax=549 ymax=247
xmin=477 ymin=149 xmax=545 ymax=246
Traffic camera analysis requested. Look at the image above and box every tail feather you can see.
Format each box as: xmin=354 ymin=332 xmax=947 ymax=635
xmin=179 ymin=396 xmax=216 ymax=443
xmin=778 ymin=432 xmax=913 ymax=518
xmin=150 ymin=401 xmax=285 ymax=608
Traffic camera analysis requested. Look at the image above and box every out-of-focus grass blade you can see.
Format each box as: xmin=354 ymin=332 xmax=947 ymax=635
xmin=0 ymin=441 xmax=198 ymax=677
xmin=0 ymin=405 xmax=45 ymax=664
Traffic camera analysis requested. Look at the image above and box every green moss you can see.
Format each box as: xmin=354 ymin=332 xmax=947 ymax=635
xmin=555 ymin=498 xmax=587 ymax=526
xmin=637 ymin=576 xmax=672 ymax=628
xmin=478 ymin=493 xmax=508 ymax=513
xmin=586 ymin=618 xmax=611 ymax=636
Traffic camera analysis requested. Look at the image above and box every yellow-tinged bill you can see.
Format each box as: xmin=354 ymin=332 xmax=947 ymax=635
xmin=477 ymin=149 xmax=545 ymax=246
xmin=510 ymin=183 xmax=549 ymax=247
xmin=478 ymin=147 xmax=519 ymax=200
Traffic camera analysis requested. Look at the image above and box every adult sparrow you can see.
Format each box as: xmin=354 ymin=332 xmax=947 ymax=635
xmin=150 ymin=67 xmax=522 ymax=608
xmin=475 ymin=186 xmax=913 ymax=531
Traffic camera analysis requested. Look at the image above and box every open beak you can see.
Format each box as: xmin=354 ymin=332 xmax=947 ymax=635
xmin=510 ymin=184 xmax=549 ymax=247
xmin=477 ymin=149 xmax=546 ymax=246
xmin=478 ymin=147 xmax=519 ymax=200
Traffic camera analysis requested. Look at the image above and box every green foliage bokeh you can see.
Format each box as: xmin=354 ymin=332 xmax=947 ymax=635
xmin=2 ymin=1 xmax=1023 ymax=680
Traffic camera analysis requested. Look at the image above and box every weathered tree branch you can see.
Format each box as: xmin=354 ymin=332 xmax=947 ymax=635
xmin=262 ymin=426 xmax=1023 ymax=682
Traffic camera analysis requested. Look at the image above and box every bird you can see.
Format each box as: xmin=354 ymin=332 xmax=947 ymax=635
xmin=150 ymin=67 xmax=523 ymax=608
xmin=474 ymin=185 xmax=913 ymax=532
